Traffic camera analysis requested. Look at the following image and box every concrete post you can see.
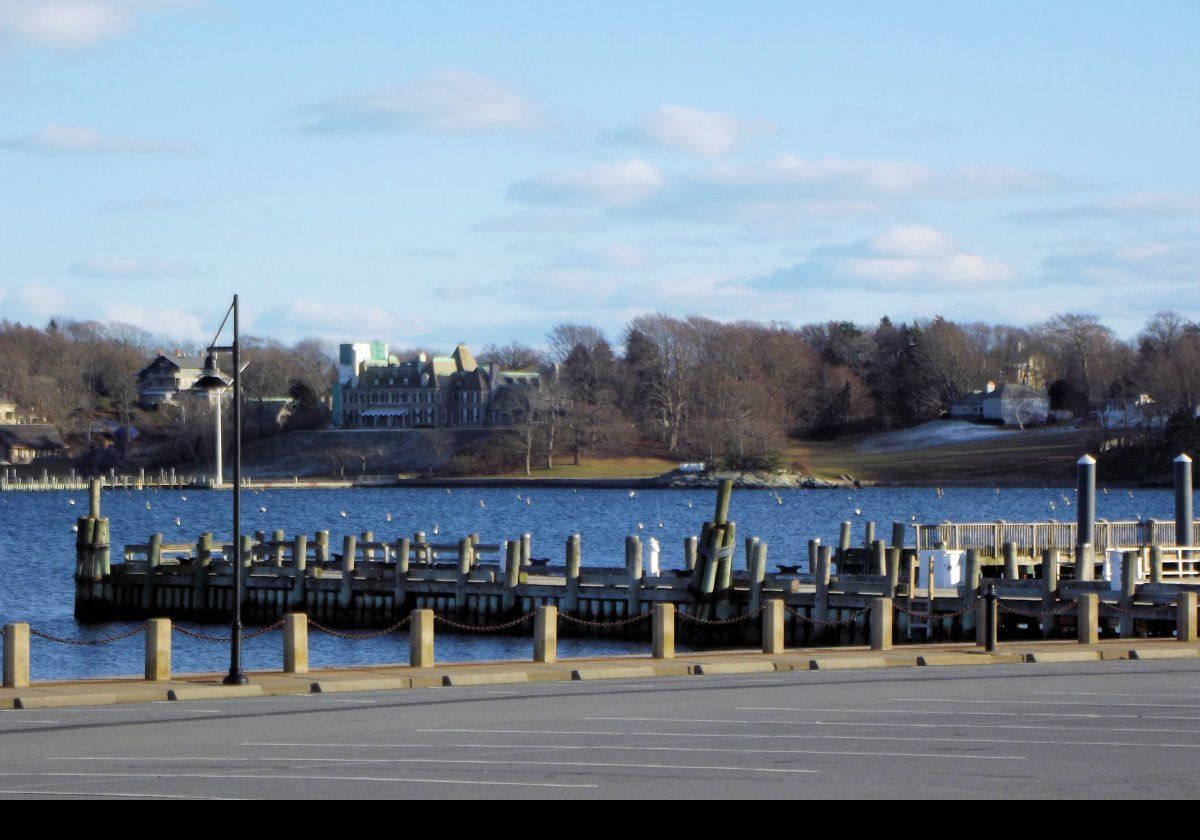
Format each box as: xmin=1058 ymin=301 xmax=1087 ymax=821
xmin=870 ymin=597 xmax=892 ymax=651
xmin=521 ymin=532 xmax=532 ymax=567
xmin=814 ymin=545 xmax=832 ymax=624
xmin=1176 ymin=455 xmax=1193 ymax=551
xmin=1077 ymin=454 xmax=1096 ymax=551
xmin=1119 ymin=550 xmax=1139 ymax=638
xmin=534 ymin=605 xmax=557 ymax=664
xmin=763 ymin=599 xmax=785 ymax=654
xmin=807 ymin=539 xmax=820 ymax=574
xmin=410 ymin=608 xmax=434 ymax=668
xmin=653 ymin=603 xmax=675 ymax=659
xmin=1077 ymin=593 xmax=1099 ymax=645
xmin=3 ymin=622 xmax=30 ymax=689
xmin=1178 ymin=591 xmax=1197 ymax=643
xmin=145 ymin=618 xmax=171 ymax=681
xmin=341 ymin=535 xmax=356 ymax=574
xmin=284 ymin=613 xmax=308 ymax=673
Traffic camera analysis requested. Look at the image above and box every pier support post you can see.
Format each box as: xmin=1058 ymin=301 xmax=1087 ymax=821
xmin=1003 ymin=542 xmax=1018 ymax=580
xmin=1178 ymin=592 xmax=1197 ymax=643
xmin=870 ymin=597 xmax=892 ymax=651
xmin=885 ymin=548 xmax=901 ymax=597
xmin=748 ymin=542 xmax=767 ymax=612
xmin=284 ymin=613 xmax=308 ymax=674
xmin=838 ymin=521 xmax=852 ymax=563
xmin=653 ymin=603 xmax=675 ymax=659
xmin=763 ymin=599 xmax=785 ymax=654
xmin=807 ymin=539 xmax=820 ymax=574
xmin=564 ymin=534 xmax=581 ymax=614
xmin=410 ymin=609 xmax=434 ymax=668
xmin=3 ymin=623 xmax=30 ymax=689
xmin=455 ymin=537 xmax=472 ymax=611
xmin=1041 ymin=549 xmax=1060 ymax=638
xmin=145 ymin=618 xmax=171 ymax=681
xmin=534 ymin=605 xmax=557 ymax=664
xmin=1150 ymin=546 xmax=1164 ymax=584
xmin=891 ymin=521 xmax=907 ymax=549
xmin=88 ymin=478 xmax=101 ymax=518
xmin=872 ymin=540 xmax=886 ymax=576
xmin=626 ymin=535 xmax=643 ymax=616
xmin=1119 ymin=550 xmax=1138 ymax=638
xmin=684 ymin=536 xmax=698 ymax=572
xmin=1175 ymin=455 xmax=1193 ymax=553
xmin=502 ymin=540 xmax=520 ymax=611
xmin=1077 ymin=543 xmax=1094 ymax=582
xmin=1077 ymin=454 xmax=1096 ymax=553
xmin=1077 ymin=593 xmax=1099 ymax=645
xmin=814 ymin=545 xmax=832 ymax=628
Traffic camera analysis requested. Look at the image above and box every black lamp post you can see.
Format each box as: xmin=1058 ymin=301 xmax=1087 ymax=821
xmin=191 ymin=294 xmax=248 ymax=686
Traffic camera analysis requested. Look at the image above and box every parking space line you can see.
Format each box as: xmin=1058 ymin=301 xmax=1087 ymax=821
xmin=584 ymin=715 xmax=1200 ymax=736
xmin=0 ymin=771 xmax=595 ymax=789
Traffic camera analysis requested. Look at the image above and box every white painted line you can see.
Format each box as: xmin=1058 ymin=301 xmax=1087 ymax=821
xmin=0 ymin=788 xmax=238 ymax=800
xmin=54 ymin=756 xmax=817 ymax=774
xmin=585 ymin=715 xmax=1200 ymax=736
xmin=737 ymin=707 xmax=1175 ymax=721
xmin=889 ymin=697 xmax=1200 ymax=709
xmin=421 ymin=727 xmax=1200 ymax=751
xmin=0 ymin=771 xmax=594 ymax=789
xmin=1033 ymin=691 xmax=1200 ymax=700
xmin=242 ymin=741 xmax=1024 ymax=761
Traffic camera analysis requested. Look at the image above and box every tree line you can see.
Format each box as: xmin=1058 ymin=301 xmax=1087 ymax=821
xmin=1 ymin=310 xmax=1197 ymax=474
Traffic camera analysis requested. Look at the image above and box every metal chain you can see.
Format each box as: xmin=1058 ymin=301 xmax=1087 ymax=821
xmin=306 ymin=614 xmax=413 ymax=640
xmin=172 ymin=619 xmax=285 ymax=643
xmin=1107 ymin=601 xmax=1179 ymax=618
xmin=435 ymin=612 xmax=536 ymax=632
xmin=997 ymin=599 xmax=1080 ymax=619
xmin=678 ymin=604 xmax=766 ymax=626
xmin=28 ymin=624 xmax=146 ymax=646
xmin=785 ymin=603 xmax=873 ymax=628
xmin=895 ymin=598 xmax=980 ymax=622
xmin=559 ymin=611 xmax=652 ymax=628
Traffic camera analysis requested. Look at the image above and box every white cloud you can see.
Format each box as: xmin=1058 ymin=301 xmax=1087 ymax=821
xmin=13 ymin=285 xmax=70 ymax=317
xmin=0 ymin=1 xmax=192 ymax=50
xmin=70 ymin=258 xmax=203 ymax=278
xmin=1038 ymin=238 xmax=1200 ymax=288
xmin=103 ymin=302 xmax=206 ymax=340
xmin=618 ymin=105 xmax=775 ymax=157
xmin=751 ymin=225 xmax=1016 ymax=292
xmin=1 ymin=123 xmax=198 ymax=155
xmin=296 ymin=70 xmax=544 ymax=135
xmin=550 ymin=244 xmax=652 ymax=271
xmin=695 ymin=156 xmax=1073 ymax=200
xmin=1005 ymin=193 xmax=1200 ymax=223
xmin=508 ymin=159 xmax=664 ymax=208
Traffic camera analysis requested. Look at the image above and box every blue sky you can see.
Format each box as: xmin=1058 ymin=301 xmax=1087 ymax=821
xmin=0 ymin=0 xmax=1196 ymax=348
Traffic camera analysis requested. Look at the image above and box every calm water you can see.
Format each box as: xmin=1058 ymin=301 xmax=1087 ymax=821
xmin=0 ymin=484 xmax=1190 ymax=680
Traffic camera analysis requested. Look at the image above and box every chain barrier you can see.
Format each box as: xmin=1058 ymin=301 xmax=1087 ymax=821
xmin=172 ymin=619 xmax=285 ymax=643
xmin=785 ymin=602 xmax=873 ymax=628
xmin=559 ymin=611 xmax=652 ymax=628
xmin=1106 ymin=601 xmax=1179 ymax=618
xmin=894 ymin=598 xmax=980 ymax=622
xmin=306 ymin=614 xmax=412 ymax=640
xmin=678 ymin=604 xmax=766 ymax=626
xmin=435 ymin=612 xmax=536 ymax=632
xmin=28 ymin=624 xmax=146 ymax=646
xmin=997 ymin=599 xmax=1079 ymax=619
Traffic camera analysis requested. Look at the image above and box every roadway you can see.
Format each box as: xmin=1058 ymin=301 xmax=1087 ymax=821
xmin=0 ymin=659 xmax=1196 ymax=798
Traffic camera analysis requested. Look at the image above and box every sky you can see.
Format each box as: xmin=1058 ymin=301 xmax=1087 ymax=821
xmin=0 ymin=0 xmax=1197 ymax=350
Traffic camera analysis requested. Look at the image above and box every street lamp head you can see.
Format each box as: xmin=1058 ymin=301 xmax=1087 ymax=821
xmin=191 ymin=352 xmax=230 ymax=394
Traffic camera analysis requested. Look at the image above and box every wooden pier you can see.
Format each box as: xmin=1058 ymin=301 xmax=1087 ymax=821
xmin=71 ymin=478 xmax=1200 ymax=647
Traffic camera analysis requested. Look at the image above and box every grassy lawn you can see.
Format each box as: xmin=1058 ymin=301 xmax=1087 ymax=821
xmin=488 ymin=455 xmax=679 ymax=480
xmin=789 ymin=428 xmax=1093 ymax=485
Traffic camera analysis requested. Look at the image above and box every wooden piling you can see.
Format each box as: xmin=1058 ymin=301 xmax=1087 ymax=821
xmin=145 ymin=618 xmax=171 ymax=681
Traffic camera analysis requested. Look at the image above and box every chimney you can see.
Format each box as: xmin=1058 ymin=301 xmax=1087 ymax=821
xmin=986 ymin=380 xmax=996 ymax=394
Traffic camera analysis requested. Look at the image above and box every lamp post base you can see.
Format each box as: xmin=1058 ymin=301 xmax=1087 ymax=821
xmin=223 ymin=672 xmax=250 ymax=686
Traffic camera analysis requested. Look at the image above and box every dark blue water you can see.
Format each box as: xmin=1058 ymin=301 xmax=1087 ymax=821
xmin=0 ymin=484 xmax=1189 ymax=679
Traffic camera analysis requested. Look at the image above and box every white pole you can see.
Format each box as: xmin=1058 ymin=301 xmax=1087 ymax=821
xmin=214 ymin=390 xmax=224 ymax=488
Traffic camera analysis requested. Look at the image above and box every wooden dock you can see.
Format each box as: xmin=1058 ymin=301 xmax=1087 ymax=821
xmin=69 ymin=479 xmax=1199 ymax=647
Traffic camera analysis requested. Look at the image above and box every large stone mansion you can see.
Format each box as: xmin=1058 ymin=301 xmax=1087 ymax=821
xmin=336 ymin=342 xmax=543 ymax=429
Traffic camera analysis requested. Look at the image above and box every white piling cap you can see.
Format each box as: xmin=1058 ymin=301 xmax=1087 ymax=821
xmin=1177 ymin=454 xmax=1193 ymax=463
xmin=1078 ymin=454 xmax=1096 ymax=465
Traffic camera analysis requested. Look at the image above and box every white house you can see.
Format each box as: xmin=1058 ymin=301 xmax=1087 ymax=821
xmin=950 ymin=382 xmax=1050 ymax=427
